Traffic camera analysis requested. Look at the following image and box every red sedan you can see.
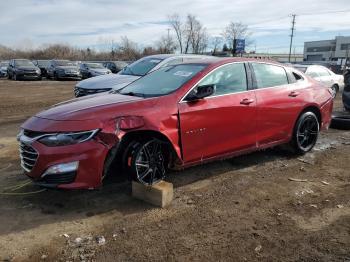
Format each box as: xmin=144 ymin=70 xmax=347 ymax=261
xmin=18 ymin=58 xmax=333 ymax=189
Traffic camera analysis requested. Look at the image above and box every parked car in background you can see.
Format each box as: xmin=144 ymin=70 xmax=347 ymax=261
xmin=293 ymin=64 xmax=344 ymax=98
xmin=342 ymin=68 xmax=350 ymax=111
xmin=80 ymin=62 xmax=111 ymax=79
xmin=103 ymin=61 xmax=128 ymax=73
xmin=32 ymin=60 xmax=50 ymax=78
xmin=74 ymin=54 xmax=210 ymax=97
xmin=7 ymin=59 xmax=41 ymax=81
xmin=0 ymin=61 xmax=9 ymax=77
xmin=47 ymin=60 xmax=81 ymax=80
xmin=18 ymin=58 xmax=333 ymax=189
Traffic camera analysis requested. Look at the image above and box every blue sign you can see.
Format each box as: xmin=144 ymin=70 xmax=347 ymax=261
xmin=235 ymin=39 xmax=245 ymax=53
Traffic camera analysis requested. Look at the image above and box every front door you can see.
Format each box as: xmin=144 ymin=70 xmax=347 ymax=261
xmin=178 ymin=63 xmax=257 ymax=163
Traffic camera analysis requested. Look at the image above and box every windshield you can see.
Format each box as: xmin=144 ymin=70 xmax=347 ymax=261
xmin=37 ymin=60 xmax=49 ymax=67
xmin=55 ymin=60 xmax=77 ymax=66
xmin=85 ymin=63 xmax=104 ymax=69
xmin=119 ymin=64 xmax=206 ymax=97
xmin=119 ymin=57 xmax=164 ymax=76
xmin=15 ymin=60 xmax=34 ymax=67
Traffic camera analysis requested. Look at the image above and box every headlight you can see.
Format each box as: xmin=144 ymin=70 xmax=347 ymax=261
xmin=38 ymin=129 xmax=99 ymax=147
xmin=36 ymin=68 xmax=41 ymax=74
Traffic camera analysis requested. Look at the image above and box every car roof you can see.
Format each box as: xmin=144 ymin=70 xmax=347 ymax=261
xmin=144 ymin=54 xmax=211 ymax=60
xmin=180 ymin=57 xmax=283 ymax=66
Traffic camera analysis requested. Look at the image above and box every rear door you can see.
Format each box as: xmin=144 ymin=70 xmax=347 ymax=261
xmin=251 ymin=62 xmax=305 ymax=147
xmin=178 ymin=62 xmax=257 ymax=163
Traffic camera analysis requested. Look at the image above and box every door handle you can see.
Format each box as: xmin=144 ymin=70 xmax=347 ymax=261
xmin=240 ymin=98 xmax=254 ymax=105
xmin=289 ymin=91 xmax=300 ymax=97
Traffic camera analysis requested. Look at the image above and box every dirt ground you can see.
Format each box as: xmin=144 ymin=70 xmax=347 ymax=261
xmin=0 ymin=79 xmax=349 ymax=262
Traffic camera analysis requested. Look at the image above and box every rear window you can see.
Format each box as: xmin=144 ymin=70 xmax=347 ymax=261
xmin=252 ymin=63 xmax=289 ymax=88
xmin=120 ymin=57 xmax=163 ymax=76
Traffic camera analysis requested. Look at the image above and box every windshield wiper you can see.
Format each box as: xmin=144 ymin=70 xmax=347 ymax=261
xmin=119 ymin=91 xmax=145 ymax=98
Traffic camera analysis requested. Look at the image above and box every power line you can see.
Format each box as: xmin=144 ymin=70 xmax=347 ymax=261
xmin=288 ymin=14 xmax=296 ymax=63
xmin=298 ymin=9 xmax=350 ymax=16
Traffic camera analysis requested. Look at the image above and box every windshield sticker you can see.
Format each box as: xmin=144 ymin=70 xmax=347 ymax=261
xmin=174 ymin=71 xmax=193 ymax=77
xmin=150 ymin=59 xmax=162 ymax=63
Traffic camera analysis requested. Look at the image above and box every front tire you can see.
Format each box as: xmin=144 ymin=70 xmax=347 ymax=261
xmin=289 ymin=112 xmax=319 ymax=154
xmin=123 ymin=139 xmax=166 ymax=185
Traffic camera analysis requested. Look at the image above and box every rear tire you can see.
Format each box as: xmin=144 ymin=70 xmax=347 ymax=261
xmin=289 ymin=111 xmax=319 ymax=154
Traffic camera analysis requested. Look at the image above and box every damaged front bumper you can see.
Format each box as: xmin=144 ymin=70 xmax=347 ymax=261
xmin=18 ymin=123 xmax=119 ymax=189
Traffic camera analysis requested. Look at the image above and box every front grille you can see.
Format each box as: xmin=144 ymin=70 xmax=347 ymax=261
xmin=75 ymin=87 xmax=111 ymax=97
xmin=42 ymin=171 xmax=76 ymax=184
xmin=19 ymin=142 xmax=38 ymax=172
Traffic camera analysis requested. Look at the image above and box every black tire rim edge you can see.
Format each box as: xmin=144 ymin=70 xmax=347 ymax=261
xmin=296 ymin=115 xmax=319 ymax=151
xmin=134 ymin=140 xmax=165 ymax=186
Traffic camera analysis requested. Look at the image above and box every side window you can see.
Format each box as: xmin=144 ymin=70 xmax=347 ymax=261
xmin=292 ymin=72 xmax=304 ymax=81
xmin=316 ymin=67 xmax=331 ymax=77
xmin=252 ymin=63 xmax=289 ymax=88
xmin=198 ymin=63 xmax=247 ymax=96
xmin=306 ymin=68 xmax=319 ymax=78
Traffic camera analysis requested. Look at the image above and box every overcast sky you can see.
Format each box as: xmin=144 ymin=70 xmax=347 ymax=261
xmin=1 ymin=0 xmax=350 ymax=53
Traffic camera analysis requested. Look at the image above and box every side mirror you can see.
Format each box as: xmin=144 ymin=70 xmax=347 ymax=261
xmin=185 ymin=84 xmax=215 ymax=102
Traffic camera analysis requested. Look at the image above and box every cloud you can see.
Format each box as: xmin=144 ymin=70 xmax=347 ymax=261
xmin=0 ymin=0 xmax=350 ymax=53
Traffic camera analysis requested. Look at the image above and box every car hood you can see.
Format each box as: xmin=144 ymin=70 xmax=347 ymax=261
xmin=35 ymin=93 xmax=144 ymax=121
xmin=90 ymin=68 xmax=110 ymax=73
xmin=76 ymin=73 xmax=140 ymax=90
xmin=56 ymin=66 xmax=79 ymax=70
xmin=0 ymin=66 xmax=7 ymax=71
xmin=17 ymin=66 xmax=38 ymax=70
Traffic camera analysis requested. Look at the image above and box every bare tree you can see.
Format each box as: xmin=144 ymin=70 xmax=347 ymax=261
xmin=211 ymin=36 xmax=222 ymax=54
xmin=168 ymin=13 xmax=183 ymax=53
xmin=222 ymin=22 xmax=251 ymax=56
xmin=117 ymin=36 xmax=140 ymax=60
xmin=156 ymin=34 xmax=176 ymax=54
xmin=169 ymin=14 xmax=208 ymax=54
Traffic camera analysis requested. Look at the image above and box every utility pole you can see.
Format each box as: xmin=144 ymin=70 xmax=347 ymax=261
xmin=167 ymin=28 xmax=170 ymax=39
xmin=288 ymin=14 xmax=296 ymax=63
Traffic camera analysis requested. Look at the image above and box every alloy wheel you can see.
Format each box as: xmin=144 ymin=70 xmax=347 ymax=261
xmin=134 ymin=140 xmax=165 ymax=185
xmin=296 ymin=115 xmax=319 ymax=151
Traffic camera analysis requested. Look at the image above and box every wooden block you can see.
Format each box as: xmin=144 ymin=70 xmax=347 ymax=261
xmin=132 ymin=180 xmax=173 ymax=208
